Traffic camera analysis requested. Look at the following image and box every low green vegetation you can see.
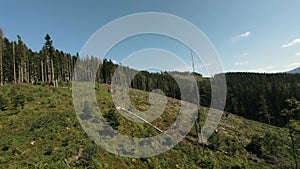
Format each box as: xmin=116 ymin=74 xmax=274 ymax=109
xmin=0 ymin=84 xmax=298 ymax=168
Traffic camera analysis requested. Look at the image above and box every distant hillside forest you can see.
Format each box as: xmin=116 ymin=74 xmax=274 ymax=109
xmin=0 ymin=31 xmax=299 ymax=127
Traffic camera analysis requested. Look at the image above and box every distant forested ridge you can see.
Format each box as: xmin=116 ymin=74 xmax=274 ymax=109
xmin=0 ymin=30 xmax=299 ymax=127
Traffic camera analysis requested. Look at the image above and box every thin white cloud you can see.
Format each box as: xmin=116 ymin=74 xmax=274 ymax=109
xmin=246 ymin=68 xmax=269 ymax=73
xmin=228 ymin=64 xmax=298 ymax=74
xmin=245 ymin=66 xmax=284 ymax=73
xmin=286 ymin=62 xmax=300 ymax=69
xmin=234 ymin=61 xmax=249 ymax=66
xmin=282 ymin=38 xmax=300 ymax=48
xmin=232 ymin=32 xmax=251 ymax=43
xmin=240 ymin=32 xmax=251 ymax=37
xmin=234 ymin=53 xmax=249 ymax=57
xmin=264 ymin=66 xmax=274 ymax=70
xmin=296 ymin=52 xmax=300 ymax=56
xmin=242 ymin=53 xmax=249 ymax=56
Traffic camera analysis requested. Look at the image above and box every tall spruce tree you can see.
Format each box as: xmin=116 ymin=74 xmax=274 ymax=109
xmin=42 ymin=34 xmax=55 ymax=84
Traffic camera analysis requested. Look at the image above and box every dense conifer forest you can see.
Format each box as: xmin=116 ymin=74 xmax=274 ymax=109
xmin=0 ymin=30 xmax=299 ymax=128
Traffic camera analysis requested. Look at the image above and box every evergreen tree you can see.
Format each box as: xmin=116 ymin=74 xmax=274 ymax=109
xmin=42 ymin=34 xmax=55 ymax=84
xmin=16 ymin=35 xmax=27 ymax=83
xmin=281 ymin=98 xmax=300 ymax=169
xmin=257 ymin=94 xmax=271 ymax=124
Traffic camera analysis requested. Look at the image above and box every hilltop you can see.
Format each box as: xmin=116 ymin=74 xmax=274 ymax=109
xmin=287 ymin=67 xmax=300 ymax=74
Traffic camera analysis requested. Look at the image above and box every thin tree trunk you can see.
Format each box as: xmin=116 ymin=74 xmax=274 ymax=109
xmin=25 ymin=55 xmax=29 ymax=83
xmin=195 ymin=109 xmax=205 ymax=156
xmin=41 ymin=60 xmax=44 ymax=82
xmin=27 ymin=57 xmax=30 ymax=83
xmin=33 ymin=61 xmax=37 ymax=83
xmin=46 ymin=57 xmax=51 ymax=82
xmin=69 ymin=57 xmax=71 ymax=81
xmin=18 ymin=65 xmax=21 ymax=83
xmin=24 ymin=62 xmax=27 ymax=83
xmin=13 ymin=42 xmax=16 ymax=83
xmin=51 ymin=58 xmax=55 ymax=86
xmin=21 ymin=63 xmax=24 ymax=83
xmin=69 ymin=58 xmax=72 ymax=81
xmin=60 ymin=64 xmax=65 ymax=81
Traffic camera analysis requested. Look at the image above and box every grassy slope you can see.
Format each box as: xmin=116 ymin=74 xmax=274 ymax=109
xmin=0 ymin=84 xmax=294 ymax=168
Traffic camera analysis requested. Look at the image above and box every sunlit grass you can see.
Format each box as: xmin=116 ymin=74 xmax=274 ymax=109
xmin=0 ymin=84 xmax=294 ymax=168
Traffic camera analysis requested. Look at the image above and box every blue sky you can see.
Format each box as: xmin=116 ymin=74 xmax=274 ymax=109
xmin=1 ymin=0 xmax=300 ymax=76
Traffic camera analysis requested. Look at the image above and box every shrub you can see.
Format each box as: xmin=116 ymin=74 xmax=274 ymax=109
xmin=0 ymin=94 xmax=8 ymax=111
xmin=26 ymin=94 xmax=35 ymax=101
xmin=103 ymin=108 xmax=120 ymax=130
xmin=246 ymin=131 xmax=293 ymax=167
xmin=11 ymin=93 xmax=25 ymax=109
xmin=49 ymin=99 xmax=58 ymax=108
